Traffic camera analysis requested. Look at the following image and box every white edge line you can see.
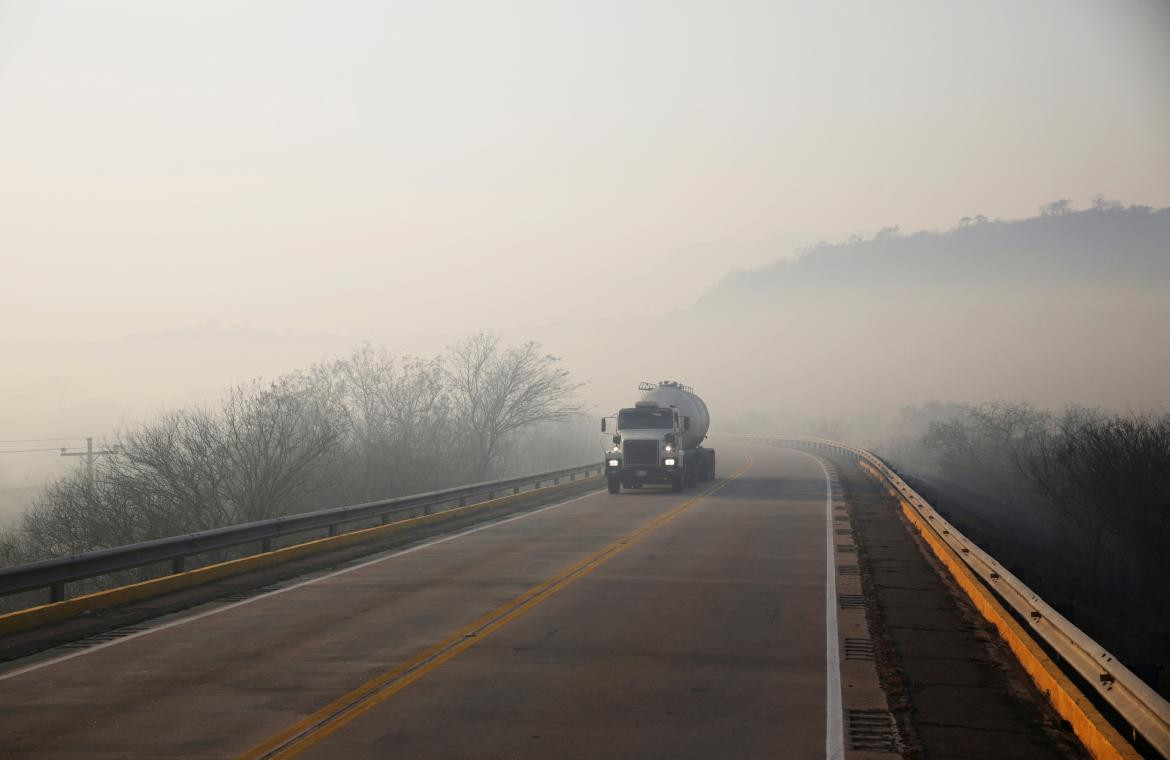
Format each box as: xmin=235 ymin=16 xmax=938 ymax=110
xmin=792 ymin=448 xmax=846 ymax=760
xmin=0 ymin=486 xmax=604 ymax=682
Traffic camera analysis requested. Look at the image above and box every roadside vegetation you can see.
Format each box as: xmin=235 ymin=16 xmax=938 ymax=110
xmin=0 ymin=333 xmax=593 ymax=573
xmin=886 ymin=401 xmax=1170 ymax=695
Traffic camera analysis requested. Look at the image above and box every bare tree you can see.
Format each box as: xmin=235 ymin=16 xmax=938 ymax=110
xmin=218 ymin=376 xmax=342 ymax=522
xmin=445 ymin=333 xmax=583 ymax=480
xmin=0 ymin=529 xmax=21 ymax=565
xmin=1024 ymin=409 xmax=1170 ymax=596
xmin=500 ymin=414 xmax=599 ymax=476
xmin=4 ymin=334 xmax=590 ymax=572
xmin=924 ymin=401 xmax=1050 ymax=487
xmin=20 ymin=376 xmax=342 ymax=560
xmin=1021 ymin=406 xmax=1115 ymax=581
xmin=313 ymin=345 xmax=462 ymax=501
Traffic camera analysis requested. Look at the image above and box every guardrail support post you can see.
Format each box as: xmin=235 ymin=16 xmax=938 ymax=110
xmin=514 ymin=486 xmax=520 ymax=495
xmin=381 ymin=513 xmax=391 ymax=525
xmin=570 ymin=473 xmax=575 ymax=481
xmin=172 ymin=556 xmax=186 ymax=574
xmin=553 ymin=477 xmax=559 ymax=485
xmin=262 ymin=537 xmax=274 ymax=552
xmin=459 ymin=496 xmax=467 ymax=508
xmin=50 ymin=582 xmax=65 ymax=603
xmin=328 ymin=523 xmax=339 ymax=537
xmin=488 ymin=490 xmax=495 ymax=500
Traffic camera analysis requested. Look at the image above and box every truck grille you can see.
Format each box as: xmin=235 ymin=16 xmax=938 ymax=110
xmin=623 ymin=440 xmax=658 ymax=466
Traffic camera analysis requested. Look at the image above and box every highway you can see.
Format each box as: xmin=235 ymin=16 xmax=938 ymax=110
xmin=0 ymin=442 xmax=844 ymax=759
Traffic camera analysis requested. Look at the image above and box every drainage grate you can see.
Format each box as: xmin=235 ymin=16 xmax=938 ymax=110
xmin=839 ymin=594 xmax=866 ymax=609
xmin=845 ymin=708 xmax=900 ymax=752
xmin=54 ymin=582 xmax=287 ymax=653
xmin=838 ymin=565 xmax=861 ymax=575
xmin=57 ymin=624 xmax=152 ymax=651
xmin=215 ymin=584 xmax=282 ymax=605
xmin=844 ymin=637 xmax=875 ymax=661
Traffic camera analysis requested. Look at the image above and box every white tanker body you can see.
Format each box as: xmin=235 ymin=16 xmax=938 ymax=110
xmin=639 ymin=383 xmax=710 ymax=450
xmin=602 ymin=381 xmax=716 ymax=494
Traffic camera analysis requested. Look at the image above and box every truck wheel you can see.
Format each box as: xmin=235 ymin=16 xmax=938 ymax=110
xmin=671 ymin=474 xmax=684 ymax=493
xmin=607 ymin=477 xmax=621 ymax=494
xmin=685 ymin=464 xmax=697 ymax=487
xmin=708 ymin=454 xmax=717 ymax=480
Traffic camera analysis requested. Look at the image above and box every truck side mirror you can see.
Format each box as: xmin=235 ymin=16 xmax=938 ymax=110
xmin=612 ymin=434 xmax=621 ymax=445
xmin=601 ymin=418 xmax=606 ymax=432
xmin=684 ymin=417 xmax=691 ymax=431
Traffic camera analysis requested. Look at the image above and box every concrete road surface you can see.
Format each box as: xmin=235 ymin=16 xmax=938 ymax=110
xmin=0 ymin=443 xmax=841 ymax=759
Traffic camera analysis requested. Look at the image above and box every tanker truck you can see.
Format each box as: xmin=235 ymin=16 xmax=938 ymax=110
xmin=601 ymin=381 xmax=715 ymax=494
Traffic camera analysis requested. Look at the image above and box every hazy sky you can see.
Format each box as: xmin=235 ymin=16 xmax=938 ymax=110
xmin=2 ymin=1 xmax=1169 ymax=342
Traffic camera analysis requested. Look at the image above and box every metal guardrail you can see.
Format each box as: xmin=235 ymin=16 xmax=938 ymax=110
xmin=0 ymin=462 xmax=602 ymax=604
xmin=738 ymin=434 xmax=1170 ymax=758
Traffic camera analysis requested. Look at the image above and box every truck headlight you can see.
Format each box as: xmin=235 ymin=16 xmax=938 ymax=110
xmin=664 ymin=445 xmax=673 ymax=452
xmin=664 ymin=458 xmax=676 ymax=466
xmin=608 ymin=459 xmax=620 ymax=467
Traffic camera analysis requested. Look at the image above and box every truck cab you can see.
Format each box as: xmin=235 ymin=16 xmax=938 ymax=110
xmin=603 ymin=401 xmax=690 ymax=493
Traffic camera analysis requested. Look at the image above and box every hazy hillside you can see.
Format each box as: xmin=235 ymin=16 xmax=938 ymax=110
xmin=613 ymin=200 xmax=1170 ymax=445
xmin=693 ymin=201 xmax=1170 ymax=311
xmin=3 ymin=202 xmax=1168 ymax=522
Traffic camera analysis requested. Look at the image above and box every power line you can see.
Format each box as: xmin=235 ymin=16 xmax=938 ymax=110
xmin=60 ymin=437 xmax=121 ymax=475
xmin=0 ymin=437 xmax=89 ymax=444
xmin=0 ymin=448 xmax=63 ymax=455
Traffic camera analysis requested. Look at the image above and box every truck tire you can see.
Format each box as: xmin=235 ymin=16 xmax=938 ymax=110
xmin=708 ymin=452 xmax=717 ymax=480
xmin=607 ymin=477 xmax=621 ymax=494
xmin=685 ymin=465 xmax=697 ymax=487
xmin=671 ymin=473 xmax=684 ymax=493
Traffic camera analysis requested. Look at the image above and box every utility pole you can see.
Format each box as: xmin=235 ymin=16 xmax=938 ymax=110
xmin=60 ymin=437 xmax=120 ymax=476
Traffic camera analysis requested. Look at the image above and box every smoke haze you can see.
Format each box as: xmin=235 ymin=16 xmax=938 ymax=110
xmin=2 ymin=2 xmax=1169 ymax=517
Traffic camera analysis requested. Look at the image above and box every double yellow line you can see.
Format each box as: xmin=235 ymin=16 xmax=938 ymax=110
xmin=240 ymin=456 xmax=753 ymax=760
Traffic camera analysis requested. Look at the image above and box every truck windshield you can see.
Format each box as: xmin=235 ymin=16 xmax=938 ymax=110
xmin=618 ymin=409 xmax=673 ymax=429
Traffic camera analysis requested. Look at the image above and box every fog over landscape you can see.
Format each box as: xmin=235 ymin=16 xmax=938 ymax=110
xmin=4 ymin=200 xmax=1168 ymax=524
xmin=2 ymin=1 xmax=1169 ymax=524
xmin=4 ymin=5 xmax=1170 ymax=756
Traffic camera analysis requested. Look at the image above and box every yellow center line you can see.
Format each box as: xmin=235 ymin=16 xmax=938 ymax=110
xmin=239 ymin=455 xmax=753 ymax=760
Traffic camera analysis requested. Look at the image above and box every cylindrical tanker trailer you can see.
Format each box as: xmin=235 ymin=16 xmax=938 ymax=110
xmin=601 ymin=381 xmax=716 ymax=494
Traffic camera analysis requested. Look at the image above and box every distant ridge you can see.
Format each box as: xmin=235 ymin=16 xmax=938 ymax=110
xmin=692 ymin=202 xmax=1170 ymax=311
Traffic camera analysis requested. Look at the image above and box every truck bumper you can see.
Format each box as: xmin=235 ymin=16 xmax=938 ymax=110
xmin=605 ymin=464 xmax=680 ymax=484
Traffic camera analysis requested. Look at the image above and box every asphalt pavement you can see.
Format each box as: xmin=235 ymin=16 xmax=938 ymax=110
xmin=0 ymin=443 xmax=839 ymax=759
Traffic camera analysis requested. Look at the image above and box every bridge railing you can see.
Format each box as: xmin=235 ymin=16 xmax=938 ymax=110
xmin=0 ymin=462 xmax=601 ymax=605
xmin=736 ymin=434 xmax=1170 ymax=760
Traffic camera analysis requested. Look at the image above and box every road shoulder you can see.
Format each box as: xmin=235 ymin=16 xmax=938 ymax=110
xmin=830 ymin=451 xmax=1087 ymax=760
